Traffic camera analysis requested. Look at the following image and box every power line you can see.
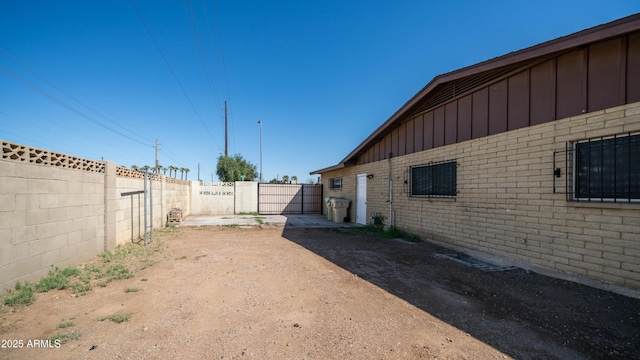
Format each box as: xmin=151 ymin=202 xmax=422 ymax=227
xmin=211 ymin=0 xmax=232 ymax=105
xmin=0 ymin=47 xmax=151 ymax=145
xmin=129 ymin=0 xmax=219 ymax=147
xmin=0 ymin=106 xmax=151 ymax=165
xmin=183 ymin=0 xmax=223 ymax=118
xmin=210 ymin=0 xmax=236 ymax=153
xmin=0 ymin=63 xmax=153 ymax=148
xmin=158 ymin=145 xmax=192 ymax=168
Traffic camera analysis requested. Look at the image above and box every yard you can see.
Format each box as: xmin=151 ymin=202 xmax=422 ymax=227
xmin=1 ymin=225 xmax=638 ymax=359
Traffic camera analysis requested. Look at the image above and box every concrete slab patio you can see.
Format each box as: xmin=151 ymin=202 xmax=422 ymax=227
xmin=180 ymin=214 xmax=360 ymax=228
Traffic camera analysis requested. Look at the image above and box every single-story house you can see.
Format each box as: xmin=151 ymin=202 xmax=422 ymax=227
xmin=312 ymin=14 xmax=640 ymax=297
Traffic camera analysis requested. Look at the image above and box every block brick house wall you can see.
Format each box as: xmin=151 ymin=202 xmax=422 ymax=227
xmin=314 ymin=15 xmax=640 ymax=296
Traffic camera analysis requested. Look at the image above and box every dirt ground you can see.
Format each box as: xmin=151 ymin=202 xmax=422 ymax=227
xmin=1 ymin=226 xmax=639 ymax=359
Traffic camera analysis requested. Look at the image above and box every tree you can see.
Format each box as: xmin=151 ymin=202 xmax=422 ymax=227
xmin=131 ymin=165 xmax=139 ymax=171
xmin=216 ymin=154 xmax=257 ymax=182
xmin=180 ymin=167 xmax=185 ymax=180
xmin=161 ymin=166 xmax=167 ymax=175
xmin=291 ymin=175 xmax=298 ymax=184
xmin=140 ymin=165 xmax=151 ymax=172
xmin=282 ymin=175 xmax=289 ymax=184
xmin=184 ymin=168 xmax=190 ymax=180
xmin=169 ymin=166 xmax=179 ymax=178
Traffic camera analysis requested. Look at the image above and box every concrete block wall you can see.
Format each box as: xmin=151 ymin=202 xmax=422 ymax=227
xmin=190 ymin=182 xmax=259 ymax=215
xmin=235 ymin=181 xmax=258 ymax=214
xmin=164 ymin=179 xmax=191 ymax=219
xmin=321 ymin=101 xmax=640 ymax=296
xmin=114 ymin=172 xmax=191 ymax=245
xmin=1 ymin=142 xmax=192 ymax=292
xmin=191 ymin=182 xmax=236 ymax=215
xmin=0 ymin=150 xmax=106 ymax=291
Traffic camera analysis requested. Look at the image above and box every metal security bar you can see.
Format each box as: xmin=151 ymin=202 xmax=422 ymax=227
xmin=553 ymin=143 xmax=574 ymax=201
xmin=410 ymin=160 xmax=457 ymax=198
xmin=555 ymin=132 xmax=639 ymax=203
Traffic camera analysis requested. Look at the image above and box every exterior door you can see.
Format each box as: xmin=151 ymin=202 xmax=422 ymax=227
xmin=356 ymin=174 xmax=367 ymax=224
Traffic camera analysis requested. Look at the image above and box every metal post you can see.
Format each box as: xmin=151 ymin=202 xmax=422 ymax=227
xmin=225 ymin=101 xmax=228 ymax=157
xmin=258 ymin=119 xmax=263 ymax=182
xmin=565 ymin=142 xmax=569 ymax=202
xmin=137 ymin=193 xmax=141 ymax=240
xmin=149 ymin=173 xmax=153 ymax=245
xmin=130 ymin=195 xmax=134 ymax=243
xmin=143 ymin=173 xmax=147 ymax=245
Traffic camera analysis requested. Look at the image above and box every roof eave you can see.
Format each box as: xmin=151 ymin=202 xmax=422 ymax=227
xmin=314 ymin=13 xmax=640 ymax=174
xmin=310 ymin=163 xmax=345 ymax=175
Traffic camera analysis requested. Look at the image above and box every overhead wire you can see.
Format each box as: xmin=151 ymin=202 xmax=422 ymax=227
xmin=129 ymin=0 xmax=220 ymax=148
xmin=209 ymin=0 xmax=236 ymax=153
xmin=0 ymin=63 xmax=153 ymax=148
xmin=0 ymin=47 xmax=151 ymax=146
xmin=1 ymin=107 xmax=97 ymax=150
xmin=209 ymin=0 xmax=236 ymax=152
xmin=183 ymin=0 xmax=223 ymax=119
xmin=200 ymin=0 xmax=235 ymax=153
xmin=0 ymin=105 xmax=150 ymax=165
xmin=210 ymin=0 xmax=232 ymax=105
xmin=158 ymin=144 xmax=193 ymax=169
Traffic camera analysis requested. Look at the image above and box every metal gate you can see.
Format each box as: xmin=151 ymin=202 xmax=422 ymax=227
xmin=258 ymin=183 xmax=323 ymax=215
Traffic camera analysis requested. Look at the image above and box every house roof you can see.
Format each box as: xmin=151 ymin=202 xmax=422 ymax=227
xmin=311 ymin=13 xmax=640 ymax=175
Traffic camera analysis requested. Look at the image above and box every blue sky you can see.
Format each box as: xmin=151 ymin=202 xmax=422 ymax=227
xmin=1 ymin=1 xmax=639 ymax=182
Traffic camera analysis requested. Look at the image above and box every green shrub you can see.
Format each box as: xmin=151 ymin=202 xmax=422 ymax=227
xmin=98 ymin=312 xmax=131 ymax=323
xmin=3 ymin=281 xmax=36 ymax=306
xmin=57 ymin=320 xmax=74 ymax=329
xmin=105 ymin=264 xmax=134 ymax=280
xmin=382 ymin=226 xmax=402 ymax=239
xmin=49 ymin=330 xmax=81 ymax=344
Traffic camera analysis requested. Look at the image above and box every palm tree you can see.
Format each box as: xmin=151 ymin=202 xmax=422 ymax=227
xmin=184 ymin=168 xmax=190 ymax=180
xmin=291 ymin=175 xmax=298 ymax=184
xmin=131 ymin=165 xmax=139 ymax=171
xmin=282 ymin=175 xmax=289 ymax=184
xmin=140 ymin=165 xmax=151 ymax=172
xmin=161 ymin=166 xmax=167 ymax=175
xmin=169 ymin=166 xmax=179 ymax=178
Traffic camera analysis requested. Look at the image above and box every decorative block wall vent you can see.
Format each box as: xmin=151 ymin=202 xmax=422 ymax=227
xmin=2 ymin=141 xmax=105 ymax=173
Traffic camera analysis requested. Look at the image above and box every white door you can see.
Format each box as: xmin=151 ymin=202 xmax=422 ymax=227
xmin=356 ymin=174 xmax=367 ymax=225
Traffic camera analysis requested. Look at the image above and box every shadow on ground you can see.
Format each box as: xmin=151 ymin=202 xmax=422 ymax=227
xmin=281 ymin=225 xmax=640 ymax=360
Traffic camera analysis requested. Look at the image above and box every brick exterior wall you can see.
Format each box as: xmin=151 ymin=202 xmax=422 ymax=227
xmin=321 ymin=101 xmax=640 ymax=295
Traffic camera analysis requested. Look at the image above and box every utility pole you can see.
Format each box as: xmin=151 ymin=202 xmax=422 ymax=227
xmin=197 ymin=163 xmax=200 ymax=182
xmin=155 ymin=139 xmax=159 ymax=174
xmin=224 ymin=101 xmax=228 ymax=157
xmin=258 ymin=120 xmax=263 ymax=182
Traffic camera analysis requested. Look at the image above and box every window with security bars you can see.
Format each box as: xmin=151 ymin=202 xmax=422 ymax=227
xmin=329 ymin=177 xmax=342 ymax=190
xmin=574 ymin=132 xmax=640 ymax=202
xmin=410 ymin=161 xmax=457 ymax=198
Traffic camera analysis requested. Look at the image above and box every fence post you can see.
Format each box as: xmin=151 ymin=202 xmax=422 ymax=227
xmin=103 ymin=161 xmax=117 ymax=252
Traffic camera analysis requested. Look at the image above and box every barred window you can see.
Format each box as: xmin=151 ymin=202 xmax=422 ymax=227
xmin=329 ymin=177 xmax=342 ymax=190
xmin=574 ymin=132 xmax=640 ymax=202
xmin=410 ymin=161 xmax=457 ymax=197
